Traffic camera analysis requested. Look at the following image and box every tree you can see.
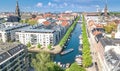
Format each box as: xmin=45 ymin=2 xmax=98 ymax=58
xmin=104 ymin=25 xmax=113 ymax=33
xmin=32 ymin=52 xmax=64 ymax=71
xmin=27 ymin=42 xmax=31 ymax=47
xmin=48 ymin=44 xmax=52 ymax=49
xmin=103 ymin=21 xmax=117 ymax=34
xmin=20 ymin=20 xmax=24 ymax=23
xmin=81 ymin=15 xmax=92 ymax=67
xmin=32 ymin=52 xmax=51 ymax=71
xmin=37 ymin=43 xmax=41 ymax=48
xmin=66 ymin=63 xmax=86 ymax=71
xmin=47 ymin=62 xmax=64 ymax=71
xmin=28 ymin=20 xmax=37 ymax=25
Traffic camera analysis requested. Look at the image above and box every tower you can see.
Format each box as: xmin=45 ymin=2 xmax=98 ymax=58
xmin=104 ymin=4 xmax=108 ymax=17
xmin=15 ymin=0 xmax=21 ymax=18
xmin=104 ymin=0 xmax=109 ymax=17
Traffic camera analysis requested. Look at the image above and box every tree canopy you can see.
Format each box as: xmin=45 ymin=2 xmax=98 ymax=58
xmin=66 ymin=63 xmax=86 ymax=71
xmin=27 ymin=42 xmax=31 ymax=48
xmin=81 ymin=15 xmax=92 ymax=67
xmin=32 ymin=52 xmax=64 ymax=71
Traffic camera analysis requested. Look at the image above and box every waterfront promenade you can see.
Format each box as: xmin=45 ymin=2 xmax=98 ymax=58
xmin=28 ymin=45 xmax=62 ymax=54
xmin=86 ymin=22 xmax=101 ymax=71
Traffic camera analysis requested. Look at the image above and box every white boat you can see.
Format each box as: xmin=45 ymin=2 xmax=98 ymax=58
xmin=79 ymin=47 xmax=82 ymax=51
xmin=79 ymin=41 xmax=83 ymax=44
xmin=79 ymin=45 xmax=83 ymax=51
xmin=79 ymin=35 xmax=82 ymax=39
xmin=75 ymin=55 xmax=82 ymax=65
xmin=61 ymin=48 xmax=74 ymax=55
xmin=66 ymin=63 xmax=70 ymax=68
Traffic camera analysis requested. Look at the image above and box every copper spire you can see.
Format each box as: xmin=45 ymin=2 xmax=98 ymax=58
xmin=15 ymin=0 xmax=21 ymax=18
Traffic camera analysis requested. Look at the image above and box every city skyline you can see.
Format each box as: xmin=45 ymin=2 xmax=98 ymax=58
xmin=0 ymin=0 xmax=120 ymax=12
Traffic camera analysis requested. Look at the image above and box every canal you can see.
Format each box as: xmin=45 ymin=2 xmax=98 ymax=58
xmin=54 ymin=23 xmax=82 ymax=64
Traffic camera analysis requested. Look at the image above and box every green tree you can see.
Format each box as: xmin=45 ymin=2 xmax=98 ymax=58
xmin=104 ymin=25 xmax=113 ymax=33
xmin=81 ymin=15 xmax=92 ymax=67
xmin=28 ymin=20 xmax=37 ymax=25
xmin=48 ymin=44 xmax=52 ymax=49
xmin=20 ymin=20 xmax=24 ymax=23
xmin=32 ymin=52 xmax=51 ymax=71
xmin=32 ymin=52 xmax=64 ymax=71
xmin=66 ymin=63 xmax=86 ymax=71
xmin=37 ymin=43 xmax=41 ymax=48
xmin=47 ymin=62 xmax=64 ymax=71
xmin=27 ymin=42 xmax=31 ymax=47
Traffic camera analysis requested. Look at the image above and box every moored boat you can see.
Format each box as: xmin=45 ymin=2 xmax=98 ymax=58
xmin=66 ymin=63 xmax=70 ymax=68
xmin=61 ymin=48 xmax=74 ymax=55
xmin=75 ymin=55 xmax=82 ymax=65
xmin=79 ymin=45 xmax=83 ymax=51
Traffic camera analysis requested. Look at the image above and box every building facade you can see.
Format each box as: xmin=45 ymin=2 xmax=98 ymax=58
xmin=0 ymin=42 xmax=29 ymax=71
xmin=97 ymin=38 xmax=120 ymax=71
xmin=15 ymin=24 xmax=65 ymax=47
xmin=0 ymin=23 xmax=29 ymax=42
xmin=115 ymin=24 xmax=120 ymax=39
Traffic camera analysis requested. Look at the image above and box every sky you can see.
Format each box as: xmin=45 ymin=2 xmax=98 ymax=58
xmin=0 ymin=0 xmax=120 ymax=12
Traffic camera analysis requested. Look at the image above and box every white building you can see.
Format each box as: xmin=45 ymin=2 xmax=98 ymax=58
xmin=37 ymin=19 xmax=46 ymax=24
xmin=85 ymin=12 xmax=99 ymax=24
xmin=115 ymin=24 xmax=120 ymax=39
xmin=104 ymin=45 xmax=120 ymax=71
xmin=98 ymin=38 xmax=120 ymax=71
xmin=3 ymin=22 xmax=21 ymax=28
xmin=16 ymin=30 xmax=57 ymax=47
xmin=15 ymin=24 xmax=65 ymax=47
xmin=0 ymin=23 xmax=29 ymax=42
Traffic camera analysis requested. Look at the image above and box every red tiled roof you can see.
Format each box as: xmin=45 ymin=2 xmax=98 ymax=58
xmin=43 ymin=21 xmax=51 ymax=25
xmin=61 ymin=21 xmax=68 ymax=27
xmin=58 ymin=18 xmax=67 ymax=21
xmin=43 ymin=13 xmax=52 ymax=18
xmin=88 ymin=20 xmax=95 ymax=26
xmin=95 ymin=24 xmax=103 ymax=28
xmin=93 ymin=31 xmax=102 ymax=36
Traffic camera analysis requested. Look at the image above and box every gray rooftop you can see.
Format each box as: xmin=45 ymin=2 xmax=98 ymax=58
xmin=105 ymin=49 xmax=120 ymax=71
xmin=0 ymin=42 xmax=20 ymax=54
xmin=0 ymin=24 xmax=29 ymax=31
xmin=16 ymin=23 xmax=63 ymax=33
xmin=99 ymin=38 xmax=120 ymax=48
xmin=0 ymin=42 xmax=26 ymax=64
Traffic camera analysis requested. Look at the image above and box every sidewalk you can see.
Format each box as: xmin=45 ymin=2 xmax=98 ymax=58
xmin=86 ymin=31 xmax=97 ymax=71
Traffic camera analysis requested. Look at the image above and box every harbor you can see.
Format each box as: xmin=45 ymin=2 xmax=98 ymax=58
xmin=54 ymin=23 xmax=82 ymax=66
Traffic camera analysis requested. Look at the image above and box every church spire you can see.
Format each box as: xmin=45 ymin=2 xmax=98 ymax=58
xmin=15 ymin=0 xmax=21 ymax=18
xmin=104 ymin=0 xmax=108 ymax=17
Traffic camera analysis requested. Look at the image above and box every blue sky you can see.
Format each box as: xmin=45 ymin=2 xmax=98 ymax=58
xmin=0 ymin=0 xmax=120 ymax=12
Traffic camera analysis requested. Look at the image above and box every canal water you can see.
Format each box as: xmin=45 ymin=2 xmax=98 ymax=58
xmin=54 ymin=23 xmax=82 ymax=64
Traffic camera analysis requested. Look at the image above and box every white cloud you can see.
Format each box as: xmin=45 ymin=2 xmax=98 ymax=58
xmin=64 ymin=2 xmax=68 ymax=6
xmin=95 ymin=5 xmax=100 ymax=8
xmin=48 ymin=2 xmax=52 ymax=6
xmin=36 ymin=2 xmax=43 ymax=7
xmin=47 ymin=2 xmax=57 ymax=8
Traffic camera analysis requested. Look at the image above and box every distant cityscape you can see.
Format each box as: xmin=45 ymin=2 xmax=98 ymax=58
xmin=0 ymin=0 xmax=120 ymax=71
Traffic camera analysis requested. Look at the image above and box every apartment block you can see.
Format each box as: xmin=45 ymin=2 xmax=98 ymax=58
xmin=0 ymin=42 xmax=29 ymax=71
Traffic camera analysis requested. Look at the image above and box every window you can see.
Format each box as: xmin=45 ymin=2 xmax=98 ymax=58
xmin=0 ymin=56 xmax=3 ymax=60
xmin=0 ymin=33 xmax=2 ymax=37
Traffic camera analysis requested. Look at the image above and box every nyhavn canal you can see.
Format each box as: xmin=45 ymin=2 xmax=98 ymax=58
xmin=54 ymin=23 xmax=82 ymax=64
